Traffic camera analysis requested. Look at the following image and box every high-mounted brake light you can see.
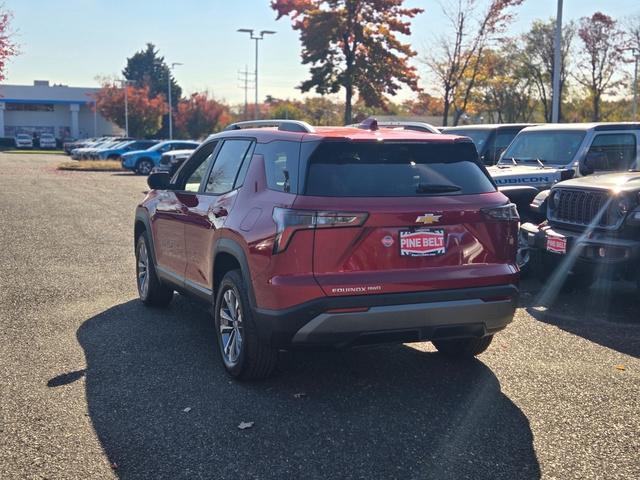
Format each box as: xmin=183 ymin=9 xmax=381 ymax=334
xmin=481 ymin=203 xmax=519 ymax=221
xmin=272 ymin=207 xmax=368 ymax=254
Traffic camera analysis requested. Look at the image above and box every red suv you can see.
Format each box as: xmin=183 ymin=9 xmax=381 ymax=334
xmin=134 ymin=119 xmax=519 ymax=379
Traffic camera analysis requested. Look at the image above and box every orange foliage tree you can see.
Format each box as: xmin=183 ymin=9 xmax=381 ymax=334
xmin=174 ymin=92 xmax=230 ymax=139
xmin=93 ymin=83 xmax=166 ymax=138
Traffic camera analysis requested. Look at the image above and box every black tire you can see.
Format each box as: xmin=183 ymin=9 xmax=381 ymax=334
xmin=136 ymin=158 xmax=154 ymax=175
xmin=135 ymin=233 xmax=173 ymax=307
xmin=433 ymin=335 xmax=494 ymax=358
xmin=214 ymin=270 xmax=277 ymax=380
xmin=107 ymin=154 xmax=119 ymax=161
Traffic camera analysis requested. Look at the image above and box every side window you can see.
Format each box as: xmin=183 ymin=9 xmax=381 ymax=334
xmin=205 ymin=140 xmax=253 ymax=194
xmin=255 ymin=140 xmax=300 ymax=193
xmin=493 ymin=130 xmax=518 ymax=163
xmin=587 ymin=134 xmax=637 ymax=171
xmin=180 ymin=142 xmax=218 ymax=192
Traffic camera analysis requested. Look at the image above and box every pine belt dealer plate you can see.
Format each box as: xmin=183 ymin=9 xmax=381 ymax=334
xmin=400 ymin=229 xmax=446 ymax=257
xmin=546 ymin=236 xmax=567 ymax=255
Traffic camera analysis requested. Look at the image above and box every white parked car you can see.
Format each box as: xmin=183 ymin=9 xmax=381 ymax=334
xmin=38 ymin=133 xmax=57 ymax=149
xmin=15 ymin=133 xmax=34 ymax=149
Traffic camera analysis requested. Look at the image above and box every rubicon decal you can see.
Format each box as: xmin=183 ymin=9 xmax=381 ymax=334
xmin=494 ymin=176 xmax=553 ymax=185
xmin=400 ymin=229 xmax=446 ymax=256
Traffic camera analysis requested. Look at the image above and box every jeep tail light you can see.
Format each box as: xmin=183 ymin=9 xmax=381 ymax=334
xmin=481 ymin=203 xmax=519 ymax=221
xmin=272 ymin=207 xmax=368 ymax=253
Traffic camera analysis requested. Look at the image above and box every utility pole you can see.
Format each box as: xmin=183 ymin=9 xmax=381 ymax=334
xmin=167 ymin=62 xmax=183 ymax=139
xmin=237 ymin=29 xmax=276 ymax=120
xmin=238 ymin=66 xmax=253 ymax=120
xmin=551 ymin=0 xmax=563 ymax=123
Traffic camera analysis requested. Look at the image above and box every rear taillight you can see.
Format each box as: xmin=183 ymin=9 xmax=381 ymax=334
xmin=481 ymin=203 xmax=519 ymax=221
xmin=272 ymin=207 xmax=368 ymax=254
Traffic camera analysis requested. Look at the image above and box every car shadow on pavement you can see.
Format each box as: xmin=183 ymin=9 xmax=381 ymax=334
xmin=523 ymin=279 xmax=640 ymax=358
xmin=77 ymin=295 xmax=540 ymax=480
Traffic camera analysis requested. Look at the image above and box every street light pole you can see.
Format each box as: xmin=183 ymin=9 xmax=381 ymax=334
xmin=633 ymin=49 xmax=639 ymax=122
xmin=551 ymin=0 xmax=563 ymax=123
xmin=168 ymin=62 xmax=182 ymax=139
xmin=237 ymin=29 xmax=276 ymax=120
xmin=124 ymin=82 xmax=129 ymax=137
xmin=119 ymin=79 xmax=133 ymax=137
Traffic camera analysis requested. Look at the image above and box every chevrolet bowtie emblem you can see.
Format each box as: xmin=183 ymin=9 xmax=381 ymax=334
xmin=416 ymin=213 xmax=442 ymax=224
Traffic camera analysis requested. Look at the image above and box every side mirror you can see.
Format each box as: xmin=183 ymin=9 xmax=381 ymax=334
xmin=147 ymin=172 xmax=172 ymax=190
xmin=581 ymin=152 xmax=601 ymax=175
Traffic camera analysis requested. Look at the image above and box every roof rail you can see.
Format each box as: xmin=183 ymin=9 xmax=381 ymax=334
xmin=224 ymin=119 xmax=315 ymax=133
xmin=351 ymin=117 xmax=440 ymax=134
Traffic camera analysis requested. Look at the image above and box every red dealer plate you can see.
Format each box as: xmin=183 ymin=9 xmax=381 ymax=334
xmin=546 ymin=236 xmax=567 ymax=254
xmin=400 ymin=229 xmax=446 ymax=257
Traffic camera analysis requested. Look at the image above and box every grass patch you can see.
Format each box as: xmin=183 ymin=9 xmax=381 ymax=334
xmin=4 ymin=149 xmax=66 ymax=155
xmin=57 ymin=160 xmax=125 ymax=172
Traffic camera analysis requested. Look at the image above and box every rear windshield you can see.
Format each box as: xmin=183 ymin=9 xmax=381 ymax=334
xmin=304 ymin=141 xmax=495 ymax=197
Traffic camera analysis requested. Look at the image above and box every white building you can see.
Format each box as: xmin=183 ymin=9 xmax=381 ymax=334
xmin=0 ymin=80 xmax=121 ymax=140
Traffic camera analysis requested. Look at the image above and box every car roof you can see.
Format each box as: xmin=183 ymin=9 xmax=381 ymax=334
xmin=207 ymin=126 xmax=470 ymax=144
xmin=441 ymin=123 xmax=533 ymax=131
xmin=520 ymin=122 xmax=640 ymax=133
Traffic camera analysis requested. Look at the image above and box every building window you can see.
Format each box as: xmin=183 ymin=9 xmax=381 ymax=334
xmin=6 ymin=103 xmax=55 ymax=112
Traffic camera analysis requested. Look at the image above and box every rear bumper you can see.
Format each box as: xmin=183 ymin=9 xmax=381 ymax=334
xmin=254 ymin=284 xmax=518 ymax=348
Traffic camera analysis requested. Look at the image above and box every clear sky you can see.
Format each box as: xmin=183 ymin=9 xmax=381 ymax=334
xmin=4 ymin=0 xmax=639 ymax=105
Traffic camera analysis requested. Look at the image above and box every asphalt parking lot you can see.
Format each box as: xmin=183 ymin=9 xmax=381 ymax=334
xmin=1 ymin=152 xmax=639 ymax=480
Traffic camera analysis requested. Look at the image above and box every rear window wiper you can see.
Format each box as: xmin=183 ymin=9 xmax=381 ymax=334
xmin=415 ymin=183 xmax=462 ymax=194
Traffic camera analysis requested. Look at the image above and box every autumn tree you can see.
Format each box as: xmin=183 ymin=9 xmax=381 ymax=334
xmin=474 ymin=46 xmax=535 ymax=123
xmin=271 ymin=0 xmax=423 ymax=124
xmin=520 ymin=18 xmax=575 ymax=122
xmin=301 ymin=97 xmax=343 ymax=125
xmin=174 ymin=92 xmax=230 ymax=139
xmin=400 ymin=93 xmax=445 ymax=118
xmin=0 ymin=4 xmax=18 ymax=81
xmin=575 ymin=12 xmax=626 ymax=121
xmin=93 ymin=83 xmax=166 ymax=138
xmin=425 ymin=0 xmax=524 ymax=126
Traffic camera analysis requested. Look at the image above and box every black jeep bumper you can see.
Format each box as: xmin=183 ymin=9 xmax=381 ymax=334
xmin=253 ymin=284 xmax=518 ymax=349
xmin=520 ymin=222 xmax=640 ymax=278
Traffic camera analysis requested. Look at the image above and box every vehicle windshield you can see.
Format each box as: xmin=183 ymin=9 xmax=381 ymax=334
xmin=304 ymin=141 xmax=495 ymax=197
xmin=41 ymin=134 xmax=54 ymax=139
xmin=499 ymin=130 xmax=586 ymax=166
xmin=149 ymin=142 xmax=172 ymax=151
xmin=442 ymin=129 xmax=492 ymax=151
xmin=17 ymin=134 xmax=31 ymax=139
xmin=105 ymin=141 xmax=130 ymax=149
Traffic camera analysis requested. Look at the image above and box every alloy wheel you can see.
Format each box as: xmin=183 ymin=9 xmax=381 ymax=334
xmin=137 ymin=240 xmax=149 ymax=299
xmin=138 ymin=160 xmax=153 ymax=175
xmin=218 ymin=288 xmax=244 ymax=367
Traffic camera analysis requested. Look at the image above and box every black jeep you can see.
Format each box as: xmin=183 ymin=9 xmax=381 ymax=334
xmin=520 ymin=171 xmax=640 ymax=290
